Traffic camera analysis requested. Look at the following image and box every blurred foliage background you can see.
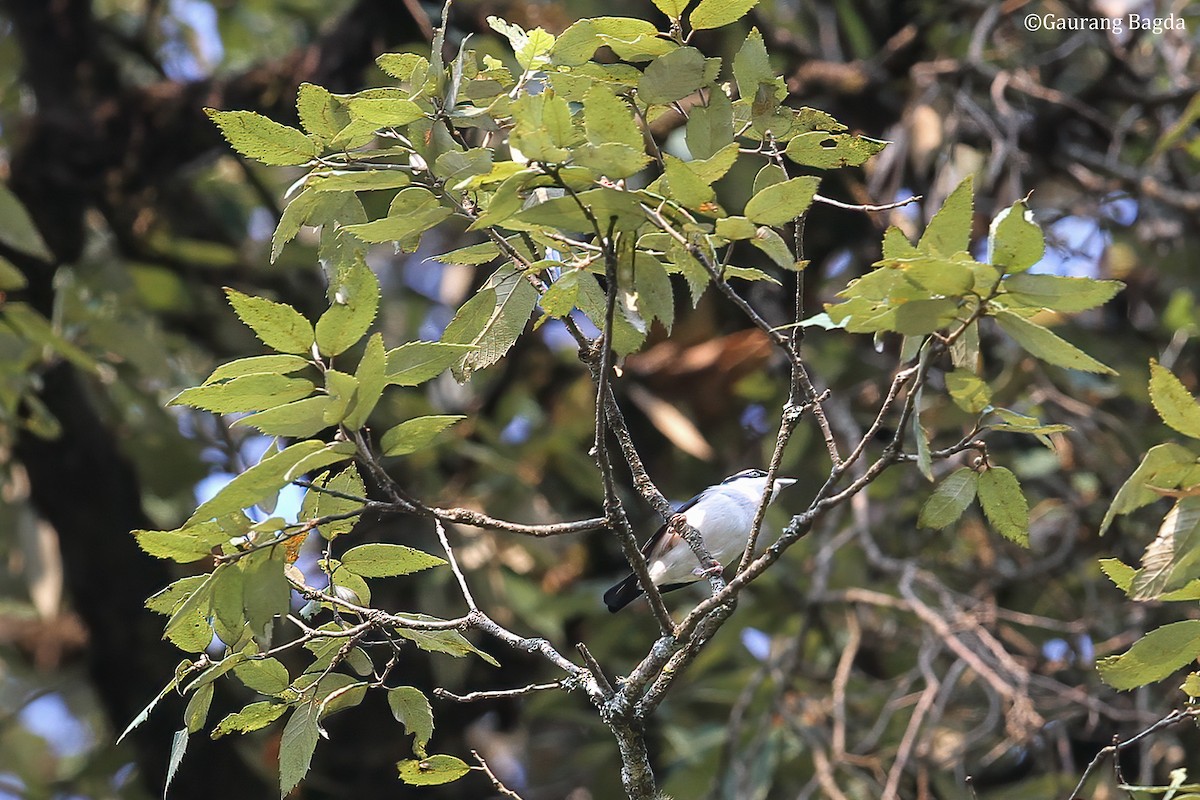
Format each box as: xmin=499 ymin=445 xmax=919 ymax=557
xmin=0 ymin=0 xmax=1198 ymax=797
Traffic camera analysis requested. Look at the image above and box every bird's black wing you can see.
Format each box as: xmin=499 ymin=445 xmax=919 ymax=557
xmin=603 ymin=489 xmax=709 ymax=612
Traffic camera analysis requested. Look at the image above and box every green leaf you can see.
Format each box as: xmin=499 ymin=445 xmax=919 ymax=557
xmin=184 ymin=684 xmax=214 ymax=734
xmin=0 ymin=255 xmax=28 ymax=290
xmin=296 ymin=83 xmax=347 ymax=143
xmin=397 ymin=755 xmax=471 ymax=786
xmin=135 ymin=520 xmax=231 ymax=563
xmin=340 ymin=543 xmax=446 ymax=578
xmin=1097 ymin=619 xmax=1200 ymax=690
xmin=225 ymin=289 xmax=315 ymax=355
xmin=784 ymin=132 xmax=888 ymax=170
xmin=987 ymin=408 xmax=1070 ymax=443
xmin=733 ymin=29 xmax=774 ymax=103
xmin=346 ymin=97 xmax=425 ymax=128
xmin=639 ymin=47 xmax=708 ymax=105
xmin=388 ymin=687 xmax=434 ymax=758
xmin=633 ymin=257 xmax=675 ymax=331
xmin=686 ymin=142 xmax=740 ymax=184
xmin=0 ymin=182 xmax=51 ymax=260
xmin=1150 ymin=359 xmax=1200 ymax=439
xmin=330 ymin=566 xmax=371 ymax=605
xmin=385 ymin=342 xmax=476 ymax=386
xmin=380 ymin=415 xmax=466 ymax=456
xmin=744 ymin=176 xmax=819 ymax=226
xmin=575 ymin=143 xmax=651 ymax=180
xmin=343 ymin=334 xmax=387 ymax=429
xmin=242 ymin=548 xmax=290 ymax=645
xmin=584 ymin=85 xmax=642 ymax=150
xmin=204 ymin=355 xmax=311 ymax=384
xmin=204 ymin=109 xmax=319 ymax=166
xmin=441 ymin=267 xmax=538 ymax=381
xmin=146 ymin=575 xmax=209 ymax=615
xmin=342 ymin=187 xmax=453 ymax=245
xmin=432 ymin=241 xmax=500 ymax=266
xmin=271 ymin=188 xmax=320 ymax=263
xmin=689 ymin=0 xmax=761 ymax=29
xmin=1002 ymin=273 xmax=1122 ymax=313
xmin=118 ymin=676 xmax=182 ymax=745
xmin=512 ymin=187 xmax=647 ymax=233
xmin=164 ymin=728 xmax=189 ymax=796
xmin=394 ymin=616 xmax=500 ymax=665
xmin=279 ymin=704 xmax=320 ymax=796
xmin=315 ymin=257 xmax=379 ymax=357
xmin=309 ymin=170 xmax=412 ymax=193
xmin=233 ymin=658 xmax=291 ymax=696
xmin=918 ymin=468 xmax=979 ymax=529
xmin=988 ymin=200 xmax=1043 ymax=273
xmin=552 ymin=18 xmax=673 ymax=66
xmin=236 ymin=396 xmax=334 ymax=438
xmin=170 ymin=374 xmax=315 ymax=414
xmin=686 ymin=89 xmax=734 ymax=160
xmin=747 ymin=226 xmax=797 ymax=270
xmin=1130 ymin=496 xmax=1200 ymax=600
xmin=210 ymin=564 xmax=245 ymax=644
xmin=918 ymin=176 xmax=974 ymax=257
xmin=1101 ymin=443 xmax=1200 ymax=535
xmin=651 ymin=0 xmax=688 ymax=19
xmin=893 ymin=298 xmax=960 ymax=335
xmin=377 ymin=52 xmax=431 ymax=83
xmin=881 ymin=226 xmax=919 ymax=259
xmin=212 ymin=701 xmax=288 ymax=739
xmin=977 ymin=466 xmax=1028 ymax=545
xmin=435 ymin=149 xmax=494 ymax=188
xmin=945 ymin=371 xmax=992 ymax=414
xmin=301 ymin=465 xmax=366 ymax=540
xmin=993 ymin=310 xmax=1116 ymax=375
xmin=663 ymin=155 xmax=715 ymax=210
xmin=715 ymin=216 xmax=758 ymax=241
xmin=188 ymin=441 xmax=353 ymax=524
xmin=3 ymin=303 xmax=101 ymax=373
xmin=164 ymin=573 xmax=216 ymax=653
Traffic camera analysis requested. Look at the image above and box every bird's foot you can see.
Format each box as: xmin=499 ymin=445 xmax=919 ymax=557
xmin=692 ymin=560 xmax=723 ymax=579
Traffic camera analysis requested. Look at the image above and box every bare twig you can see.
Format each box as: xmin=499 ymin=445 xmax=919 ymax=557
xmin=435 ymin=683 xmax=561 ymax=702
xmin=471 ymin=749 xmax=526 ymax=800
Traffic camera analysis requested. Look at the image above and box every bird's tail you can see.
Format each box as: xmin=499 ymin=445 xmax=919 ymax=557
xmin=603 ymin=574 xmax=643 ymax=613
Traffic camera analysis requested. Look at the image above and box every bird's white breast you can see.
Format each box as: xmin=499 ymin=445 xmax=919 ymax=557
xmin=648 ymin=485 xmax=762 ymax=585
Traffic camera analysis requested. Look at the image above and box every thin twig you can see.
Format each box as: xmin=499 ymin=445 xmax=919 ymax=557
xmin=471 ymin=750 xmax=526 ymax=799
xmin=435 ymin=683 xmax=561 ymax=702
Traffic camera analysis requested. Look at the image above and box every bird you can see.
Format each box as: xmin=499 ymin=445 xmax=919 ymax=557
xmin=603 ymin=469 xmax=797 ymax=612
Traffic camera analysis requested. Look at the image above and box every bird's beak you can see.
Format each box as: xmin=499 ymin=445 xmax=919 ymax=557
xmin=776 ymin=478 xmax=798 ymax=489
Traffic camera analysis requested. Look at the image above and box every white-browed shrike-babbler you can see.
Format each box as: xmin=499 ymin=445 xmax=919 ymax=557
xmin=604 ymin=469 xmax=797 ymax=612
